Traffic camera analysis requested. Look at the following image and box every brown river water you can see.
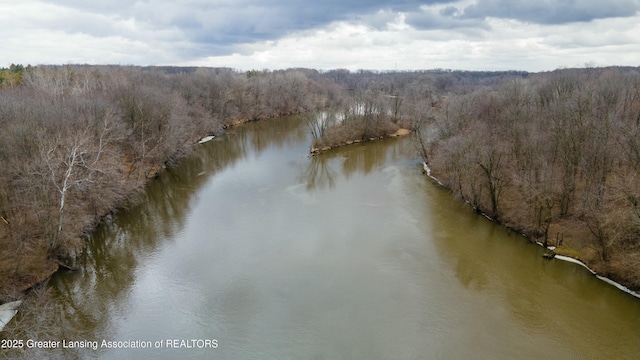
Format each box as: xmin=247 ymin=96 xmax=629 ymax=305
xmin=10 ymin=115 xmax=640 ymax=359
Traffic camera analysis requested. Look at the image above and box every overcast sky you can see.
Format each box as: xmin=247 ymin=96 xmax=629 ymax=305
xmin=1 ymin=0 xmax=639 ymax=72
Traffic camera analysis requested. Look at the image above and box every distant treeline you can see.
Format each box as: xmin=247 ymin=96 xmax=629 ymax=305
xmin=2 ymin=64 xmax=640 ymax=298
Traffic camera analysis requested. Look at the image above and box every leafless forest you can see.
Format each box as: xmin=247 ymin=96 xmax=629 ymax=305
xmin=421 ymin=68 xmax=640 ymax=290
xmin=1 ymin=65 xmax=639 ymax=300
xmin=0 ymin=65 xmax=315 ymax=297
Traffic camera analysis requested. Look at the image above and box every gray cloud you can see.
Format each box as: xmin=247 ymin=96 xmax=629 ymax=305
xmin=457 ymin=0 xmax=640 ymax=24
xmin=155 ymin=0 xmax=439 ymax=46
xmin=4 ymin=0 xmax=640 ymax=70
xmin=355 ymin=9 xmax=399 ymax=30
xmin=19 ymin=1 xmax=614 ymax=65
xmin=405 ymin=7 xmax=489 ymax=30
xmin=45 ymin=0 xmax=136 ymax=13
xmin=47 ymin=0 xmax=458 ymax=51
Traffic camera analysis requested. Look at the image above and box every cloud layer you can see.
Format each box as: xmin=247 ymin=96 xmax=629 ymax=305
xmin=1 ymin=0 xmax=639 ymax=71
xmin=457 ymin=0 xmax=640 ymax=24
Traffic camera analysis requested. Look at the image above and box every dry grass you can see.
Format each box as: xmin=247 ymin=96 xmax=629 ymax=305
xmin=554 ymin=245 xmax=582 ymax=259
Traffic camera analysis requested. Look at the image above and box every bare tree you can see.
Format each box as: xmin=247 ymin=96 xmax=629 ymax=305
xmin=40 ymin=132 xmax=96 ymax=252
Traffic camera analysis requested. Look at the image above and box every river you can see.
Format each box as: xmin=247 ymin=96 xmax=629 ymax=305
xmin=12 ymin=115 xmax=640 ymax=359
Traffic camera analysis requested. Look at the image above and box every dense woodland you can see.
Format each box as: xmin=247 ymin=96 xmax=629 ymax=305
xmin=1 ymin=64 xmax=640 ymax=302
xmin=0 ymin=65 xmax=316 ymax=298
xmin=420 ymin=68 xmax=640 ymax=290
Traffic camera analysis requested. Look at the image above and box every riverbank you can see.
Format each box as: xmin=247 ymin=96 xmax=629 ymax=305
xmin=422 ymin=162 xmax=640 ymax=298
xmin=311 ymin=120 xmax=640 ymax=297
xmin=0 ymin=66 xmax=320 ymax=306
xmin=0 ymin=117 xmax=291 ymax=337
xmin=0 ymin=136 xmax=204 ymax=300
xmin=418 ymin=68 xmax=640 ymax=295
xmin=2 ymin=116 xmax=293 ymax=298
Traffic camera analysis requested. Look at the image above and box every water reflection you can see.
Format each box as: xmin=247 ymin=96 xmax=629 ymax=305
xmin=300 ymin=155 xmax=336 ymax=191
xmin=301 ymin=135 xmax=414 ymax=191
xmin=231 ymin=115 xmax=308 ymax=155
